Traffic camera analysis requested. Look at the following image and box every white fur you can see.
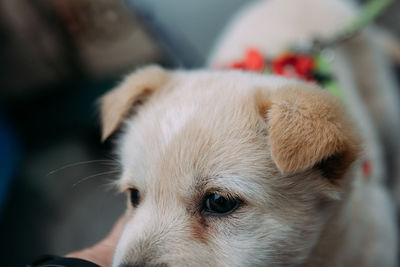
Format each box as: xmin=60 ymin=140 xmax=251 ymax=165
xmin=108 ymin=0 xmax=398 ymax=266
xmin=159 ymin=104 xmax=197 ymax=148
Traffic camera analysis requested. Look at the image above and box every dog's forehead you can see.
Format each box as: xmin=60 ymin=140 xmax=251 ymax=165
xmin=117 ymin=71 xmax=289 ymax=193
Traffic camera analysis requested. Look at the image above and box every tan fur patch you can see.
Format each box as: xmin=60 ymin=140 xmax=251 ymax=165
xmin=190 ymin=215 xmax=209 ymax=243
xmin=256 ymin=84 xmax=359 ymax=177
xmin=254 ymin=89 xmax=272 ymax=118
xmin=100 ymin=65 xmax=169 ymax=141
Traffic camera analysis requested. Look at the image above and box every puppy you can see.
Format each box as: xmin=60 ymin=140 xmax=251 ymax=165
xmin=100 ymin=0 xmax=399 ymax=266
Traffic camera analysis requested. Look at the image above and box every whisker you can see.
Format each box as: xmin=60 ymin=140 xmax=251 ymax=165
xmin=72 ymin=170 xmax=121 ymax=188
xmin=47 ymin=160 xmax=119 ymax=176
xmin=103 ymin=178 xmax=118 ymax=189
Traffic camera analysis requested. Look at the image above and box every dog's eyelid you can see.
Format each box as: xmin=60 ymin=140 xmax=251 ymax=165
xmin=206 ymin=191 xmax=241 ymax=202
xmin=120 ymin=186 xmax=129 ymax=193
xmin=120 ymin=184 xmax=139 ymax=194
xmin=202 ymin=187 xmax=246 ymax=202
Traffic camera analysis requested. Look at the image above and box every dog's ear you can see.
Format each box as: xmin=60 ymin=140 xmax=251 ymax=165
xmin=255 ymin=84 xmax=359 ymax=181
xmin=100 ymin=65 xmax=169 ymax=141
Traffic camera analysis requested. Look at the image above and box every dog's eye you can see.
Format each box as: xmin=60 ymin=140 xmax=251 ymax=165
xmin=129 ymin=188 xmax=140 ymax=207
xmin=202 ymin=194 xmax=241 ymax=216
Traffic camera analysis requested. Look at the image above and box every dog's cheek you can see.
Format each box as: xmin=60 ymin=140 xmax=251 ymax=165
xmin=190 ymin=215 xmax=210 ymax=243
xmin=112 ymin=222 xmax=135 ymax=266
xmin=189 ymin=214 xmax=240 ymax=246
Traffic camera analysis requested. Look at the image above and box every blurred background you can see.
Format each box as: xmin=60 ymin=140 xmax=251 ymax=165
xmin=0 ymin=0 xmax=398 ymax=266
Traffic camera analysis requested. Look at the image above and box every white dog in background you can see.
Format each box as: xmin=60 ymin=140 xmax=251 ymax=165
xmin=100 ymin=0 xmax=399 ymax=266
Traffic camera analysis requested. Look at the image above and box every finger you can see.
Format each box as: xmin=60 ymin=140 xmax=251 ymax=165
xmin=103 ymin=215 xmax=126 ymax=246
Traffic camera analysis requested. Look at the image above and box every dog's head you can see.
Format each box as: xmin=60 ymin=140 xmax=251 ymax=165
xmin=100 ymin=66 xmax=359 ymax=266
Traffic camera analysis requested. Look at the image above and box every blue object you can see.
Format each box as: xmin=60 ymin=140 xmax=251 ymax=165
xmin=0 ymin=112 xmax=19 ymax=214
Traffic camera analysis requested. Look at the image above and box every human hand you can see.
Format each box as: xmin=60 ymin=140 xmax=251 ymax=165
xmin=66 ymin=217 xmax=125 ymax=267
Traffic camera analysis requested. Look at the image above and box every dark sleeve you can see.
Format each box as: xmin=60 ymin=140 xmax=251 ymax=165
xmin=27 ymin=255 xmax=101 ymax=267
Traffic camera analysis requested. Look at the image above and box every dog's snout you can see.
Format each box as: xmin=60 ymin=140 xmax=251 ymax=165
xmin=118 ymin=263 xmax=169 ymax=267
